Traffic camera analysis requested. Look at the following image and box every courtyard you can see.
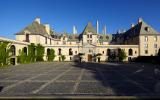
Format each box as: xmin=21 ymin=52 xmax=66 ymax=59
xmin=0 ymin=62 xmax=160 ymax=98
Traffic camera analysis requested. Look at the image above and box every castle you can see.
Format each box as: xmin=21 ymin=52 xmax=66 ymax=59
xmin=0 ymin=17 xmax=160 ymax=65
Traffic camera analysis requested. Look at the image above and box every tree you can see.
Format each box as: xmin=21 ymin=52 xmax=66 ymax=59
xmin=118 ymin=49 xmax=127 ymax=62
xmin=0 ymin=41 xmax=10 ymax=66
xmin=36 ymin=44 xmax=44 ymax=61
xmin=61 ymin=55 xmax=66 ymax=61
xmin=48 ymin=49 xmax=56 ymax=61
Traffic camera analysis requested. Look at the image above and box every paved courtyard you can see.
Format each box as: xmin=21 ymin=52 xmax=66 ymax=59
xmin=0 ymin=62 xmax=160 ymax=98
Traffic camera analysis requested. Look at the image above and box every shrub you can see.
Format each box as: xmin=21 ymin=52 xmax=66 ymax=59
xmin=0 ymin=41 xmax=10 ymax=66
xmin=61 ymin=55 xmax=66 ymax=61
xmin=118 ymin=49 xmax=127 ymax=62
xmin=48 ymin=49 xmax=56 ymax=61
xmin=36 ymin=44 xmax=44 ymax=61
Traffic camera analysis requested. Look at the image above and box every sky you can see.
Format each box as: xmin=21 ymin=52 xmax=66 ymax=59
xmin=0 ymin=0 xmax=160 ymax=39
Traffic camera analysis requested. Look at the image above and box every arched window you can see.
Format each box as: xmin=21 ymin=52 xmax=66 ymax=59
xmin=69 ymin=48 xmax=73 ymax=55
xmin=10 ymin=45 xmax=16 ymax=56
xmin=129 ymin=49 xmax=133 ymax=56
xmin=47 ymin=48 xmax=51 ymax=56
xmin=58 ymin=48 xmax=61 ymax=55
xmin=107 ymin=49 xmax=111 ymax=56
xmin=23 ymin=47 xmax=27 ymax=55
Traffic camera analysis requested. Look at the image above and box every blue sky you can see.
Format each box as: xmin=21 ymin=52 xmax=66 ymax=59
xmin=0 ymin=0 xmax=160 ymax=39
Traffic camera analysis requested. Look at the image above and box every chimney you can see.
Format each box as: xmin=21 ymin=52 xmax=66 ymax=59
xmin=35 ymin=17 xmax=40 ymax=24
xmin=131 ymin=23 xmax=135 ymax=28
xmin=44 ymin=24 xmax=50 ymax=35
xmin=96 ymin=20 xmax=99 ymax=34
xmin=104 ymin=25 xmax=107 ymax=34
xmin=138 ymin=17 xmax=142 ymax=23
xmin=73 ymin=25 xmax=77 ymax=34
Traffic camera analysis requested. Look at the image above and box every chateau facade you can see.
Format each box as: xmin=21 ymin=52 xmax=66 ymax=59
xmin=0 ymin=18 xmax=160 ymax=64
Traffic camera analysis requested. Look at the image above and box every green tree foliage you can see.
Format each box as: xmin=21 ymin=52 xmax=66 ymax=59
xmin=36 ymin=44 xmax=44 ymax=61
xmin=61 ymin=55 xmax=66 ymax=61
xmin=0 ymin=42 xmax=10 ymax=66
xmin=118 ymin=49 xmax=127 ymax=62
xmin=48 ymin=49 xmax=56 ymax=61
xmin=17 ymin=49 xmax=27 ymax=64
xmin=27 ymin=43 xmax=36 ymax=63
xmin=18 ymin=43 xmax=45 ymax=63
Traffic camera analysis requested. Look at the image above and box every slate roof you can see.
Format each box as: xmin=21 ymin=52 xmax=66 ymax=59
xmin=99 ymin=34 xmax=112 ymax=42
xmin=16 ymin=21 xmax=50 ymax=37
xmin=82 ymin=22 xmax=97 ymax=35
xmin=124 ymin=20 xmax=158 ymax=37
xmin=112 ymin=19 xmax=159 ymax=43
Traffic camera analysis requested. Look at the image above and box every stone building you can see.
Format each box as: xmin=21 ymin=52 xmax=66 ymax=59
xmin=0 ymin=17 xmax=160 ymax=64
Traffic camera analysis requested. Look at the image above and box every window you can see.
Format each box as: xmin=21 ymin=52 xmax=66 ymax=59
xmin=145 ymin=27 xmax=149 ymax=32
xmin=87 ymin=35 xmax=89 ymax=38
xmin=154 ymin=36 xmax=157 ymax=42
xmin=144 ymin=44 xmax=148 ymax=48
xmin=144 ymin=36 xmax=148 ymax=42
xmin=102 ymin=51 xmax=104 ymax=54
xmin=145 ymin=50 xmax=148 ymax=54
xmin=75 ymin=51 xmax=77 ymax=54
xmin=87 ymin=40 xmax=89 ymax=43
xmin=89 ymin=49 xmax=92 ymax=53
xmin=50 ymin=39 xmax=51 ymax=45
xmin=26 ymin=34 xmax=29 ymax=42
xmin=90 ymin=35 xmax=92 ymax=38
xmin=45 ymin=37 xmax=47 ymax=44
xmin=135 ymin=51 xmax=137 ymax=54
xmin=154 ymin=44 xmax=157 ymax=48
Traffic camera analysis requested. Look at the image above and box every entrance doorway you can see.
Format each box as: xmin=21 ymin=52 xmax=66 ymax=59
xmin=88 ymin=54 xmax=92 ymax=62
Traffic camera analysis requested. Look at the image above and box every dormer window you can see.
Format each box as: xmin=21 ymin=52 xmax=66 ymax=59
xmin=145 ymin=27 xmax=150 ymax=32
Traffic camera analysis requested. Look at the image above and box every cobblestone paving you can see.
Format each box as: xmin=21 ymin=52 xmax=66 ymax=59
xmin=0 ymin=62 xmax=160 ymax=97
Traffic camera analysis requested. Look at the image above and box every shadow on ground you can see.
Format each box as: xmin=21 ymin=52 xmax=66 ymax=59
xmin=72 ymin=62 xmax=160 ymax=97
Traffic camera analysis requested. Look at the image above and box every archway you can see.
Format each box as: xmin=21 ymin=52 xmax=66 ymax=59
xmin=58 ymin=48 xmax=61 ymax=55
xmin=23 ymin=47 xmax=27 ymax=55
xmin=69 ymin=48 xmax=73 ymax=55
xmin=129 ymin=48 xmax=133 ymax=56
